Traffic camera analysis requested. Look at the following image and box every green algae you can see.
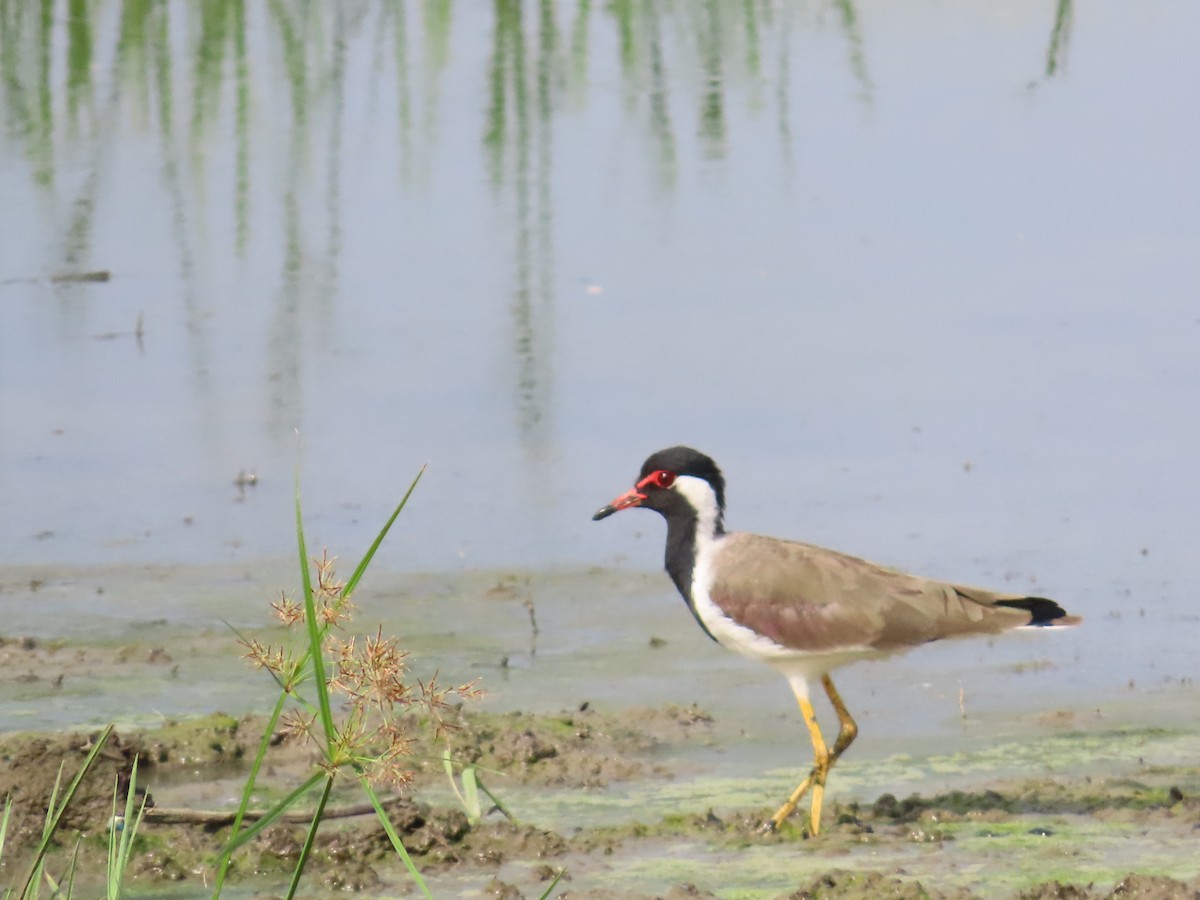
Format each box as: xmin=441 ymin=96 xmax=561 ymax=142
xmin=5 ymin=689 xmax=1200 ymax=896
xmin=142 ymin=712 xmax=243 ymax=767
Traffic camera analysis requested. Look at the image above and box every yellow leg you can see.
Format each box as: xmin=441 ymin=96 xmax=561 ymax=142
xmin=764 ymin=674 xmax=858 ymax=836
xmin=822 ymin=673 xmax=858 ymax=760
xmin=766 ymin=688 xmax=828 ymax=833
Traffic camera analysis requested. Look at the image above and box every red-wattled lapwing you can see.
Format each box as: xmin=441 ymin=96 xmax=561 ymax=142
xmin=593 ymin=446 xmax=1080 ymax=836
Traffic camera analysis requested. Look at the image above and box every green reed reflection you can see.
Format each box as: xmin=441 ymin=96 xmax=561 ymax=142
xmin=0 ymin=0 xmax=1078 ymax=451
xmin=484 ymin=0 xmax=558 ymax=448
xmin=0 ymin=0 xmax=1080 ymax=210
xmin=832 ymin=0 xmax=872 ymax=100
xmin=1045 ymin=0 xmax=1074 ymax=78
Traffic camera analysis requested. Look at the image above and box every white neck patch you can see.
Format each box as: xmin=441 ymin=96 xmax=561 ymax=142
xmin=672 ymin=474 xmax=723 ymax=539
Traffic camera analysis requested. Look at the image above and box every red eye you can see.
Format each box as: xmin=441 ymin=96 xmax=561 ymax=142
xmin=636 ymin=469 xmax=677 ymax=491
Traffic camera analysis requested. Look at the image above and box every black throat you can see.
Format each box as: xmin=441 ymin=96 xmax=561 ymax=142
xmin=662 ymin=507 xmax=721 ymax=642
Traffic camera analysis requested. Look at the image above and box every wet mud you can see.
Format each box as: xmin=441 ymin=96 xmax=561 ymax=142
xmin=2 ymin=698 xmax=1200 ymax=898
xmin=2 ymin=567 xmax=1198 ymax=898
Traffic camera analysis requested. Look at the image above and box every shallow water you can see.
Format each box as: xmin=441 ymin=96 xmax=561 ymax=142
xmin=1 ymin=1 xmax=1198 ymax=766
xmin=1 ymin=561 xmax=1191 ymax=766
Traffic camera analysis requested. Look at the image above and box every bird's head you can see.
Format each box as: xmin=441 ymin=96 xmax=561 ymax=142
xmin=593 ymin=446 xmax=726 ymax=532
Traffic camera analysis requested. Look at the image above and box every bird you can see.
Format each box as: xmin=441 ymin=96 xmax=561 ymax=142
xmin=592 ymin=446 xmax=1080 ymax=836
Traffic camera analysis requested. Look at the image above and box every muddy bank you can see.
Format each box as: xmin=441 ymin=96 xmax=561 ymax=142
xmin=0 ymin=704 xmax=711 ymax=891
xmin=2 ymin=705 xmax=1200 ymax=897
xmin=1 ymin=568 xmax=1196 ymax=896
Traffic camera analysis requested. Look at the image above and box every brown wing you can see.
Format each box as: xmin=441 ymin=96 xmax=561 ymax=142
xmin=708 ymin=532 xmax=1051 ymax=654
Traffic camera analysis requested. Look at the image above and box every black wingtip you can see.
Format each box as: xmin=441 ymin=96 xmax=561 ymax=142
xmin=995 ymin=596 xmax=1081 ymax=626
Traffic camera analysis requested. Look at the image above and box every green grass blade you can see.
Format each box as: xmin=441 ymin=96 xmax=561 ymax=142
xmin=0 ymin=794 xmax=12 ymax=863
xmin=108 ymin=757 xmax=147 ymax=899
xmin=295 ymin=475 xmax=336 ymax=747
xmin=217 ymin=769 xmax=327 ymax=858
xmin=106 ymin=766 xmax=121 ymax=896
xmin=358 ymin=773 xmax=432 ymax=898
xmin=283 ymin=775 xmax=334 ymax=900
xmin=17 ymin=724 xmax=114 ymax=899
xmin=441 ymin=748 xmax=466 ymax=809
xmin=211 ymin=691 xmax=288 ymax=897
xmin=460 ymin=765 xmax=481 ymax=823
xmin=476 ymin=775 xmax=515 ymax=823
xmin=342 ymin=465 xmax=425 ymax=600
xmin=443 ymin=751 xmax=510 ymax=823
xmin=536 ymin=866 xmax=568 ymax=899
xmin=442 ymin=750 xmax=482 ymax=822
xmin=62 ymin=837 xmax=82 ymax=899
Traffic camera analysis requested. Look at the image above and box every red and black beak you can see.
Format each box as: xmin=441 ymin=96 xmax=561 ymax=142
xmin=592 ymin=487 xmax=646 ymax=521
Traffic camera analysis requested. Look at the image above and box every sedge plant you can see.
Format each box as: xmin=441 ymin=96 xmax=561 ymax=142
xmin=211 ymin=468 xmax=480 ymax=899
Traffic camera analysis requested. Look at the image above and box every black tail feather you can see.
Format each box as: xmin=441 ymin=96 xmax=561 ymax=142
xmin=995 ymin=596 xmax=1077 ymax=626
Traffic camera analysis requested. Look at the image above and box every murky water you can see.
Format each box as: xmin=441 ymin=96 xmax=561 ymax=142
xmin=2 ymin=1 xmax=1198 ymax=755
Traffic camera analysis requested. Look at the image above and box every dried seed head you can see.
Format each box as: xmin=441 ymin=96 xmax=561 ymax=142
xmin=272 ymin=592 xmax=304 ymax=627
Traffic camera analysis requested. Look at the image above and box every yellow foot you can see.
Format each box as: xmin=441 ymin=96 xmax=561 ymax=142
xmin=758 ymin=814 xmax=819 ymax=838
